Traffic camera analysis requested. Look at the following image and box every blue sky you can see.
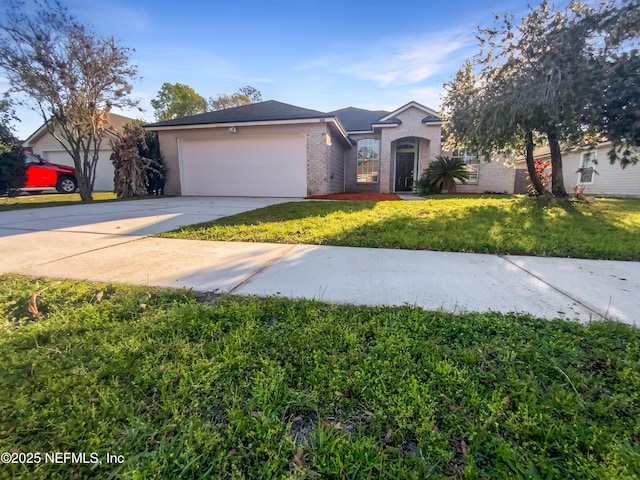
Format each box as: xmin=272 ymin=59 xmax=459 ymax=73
xmin=7 ymin=0 xmax=530 ymax=140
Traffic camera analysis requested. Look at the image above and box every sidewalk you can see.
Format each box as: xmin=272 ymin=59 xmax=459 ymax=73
xmin=1 ymin=197 xmax=637 ymax=326
xmin=5 ymin=233 xmax=638 ymax=325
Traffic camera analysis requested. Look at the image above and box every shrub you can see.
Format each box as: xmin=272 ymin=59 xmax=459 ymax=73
xmin=415 ymin=168 xmax=442 ymax=195
xmin=0 ymin=124 xmax=26 ymax=197
xmin=139 ymin=131 xmax=166 ymax=196
xmin=526 ymin=158 xmax=551 ymax=195
xmin=422 ymin=156 xmax=469 ymax=193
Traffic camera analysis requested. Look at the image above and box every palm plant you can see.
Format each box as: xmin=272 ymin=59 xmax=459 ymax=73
xmin=424 ymin=156 xmax=470 ymax=193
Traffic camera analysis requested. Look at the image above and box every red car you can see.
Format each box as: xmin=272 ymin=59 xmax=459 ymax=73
xmin=24 ymin=153 xmax=78 ymax=194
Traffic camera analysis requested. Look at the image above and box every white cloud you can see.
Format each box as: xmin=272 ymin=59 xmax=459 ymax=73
xmin=296 ymin=30 xmax=476 ymax=88
xmin=343 ymin=34 xmax=471 ymax=86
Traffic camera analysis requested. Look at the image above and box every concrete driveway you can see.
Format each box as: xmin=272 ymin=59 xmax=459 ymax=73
xmin=0 ymin=196 xmax=638 ymax=326
xmin=0 ymin=197 xmax=296 ymax=271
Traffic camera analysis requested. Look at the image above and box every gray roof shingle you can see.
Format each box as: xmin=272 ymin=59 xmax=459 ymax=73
xmin=145 ymin=100 xmax=332 ymax=128
xmin=328 ymin=107 xmax=399 ymax=132
xmin=422 ymin=114 xmax=442 ymax=123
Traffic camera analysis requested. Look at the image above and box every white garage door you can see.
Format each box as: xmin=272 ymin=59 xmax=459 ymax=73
xmin=42 ymin=150 xmax=115 ymax=192
xmin=178 ymin=135 xmax=307 ymax=197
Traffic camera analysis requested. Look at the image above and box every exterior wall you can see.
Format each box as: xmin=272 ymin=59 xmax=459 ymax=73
xmin=344 ymin=132 xmax=382 ymax=192
xmin=305 ymin=124 xmax=331 ymax=196
xmin=417 ymin=138 xmax=432 ymax=178
xmin=455 ymin=158 xmax=516 ymax=194
xmin=561 ymin=145 xmax=640 ymax=197
xmin=156 ymin=122 xmax=335 ymax=197
xmin=514 ymin=169 xmax=529 ymax=194
xmin=380 ymin=107 xmax=442 ymax=193
xmin=328 ymin=133 xmax=346 ymax=193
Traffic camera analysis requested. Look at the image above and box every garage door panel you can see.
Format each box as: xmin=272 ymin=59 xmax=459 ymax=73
xmin=43 ymin=150 xmax=115 ymax=192
xmin=179 ymin=135 xmax=306 ymax=197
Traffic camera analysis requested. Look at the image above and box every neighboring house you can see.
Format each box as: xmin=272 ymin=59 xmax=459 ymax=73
xmin=515 ymin=143 xmax=640 ymax=197
xmin=145 ymin=100 xmax=440 ymax=197
xmin=23 ymin=112 xmax=134 ymax=192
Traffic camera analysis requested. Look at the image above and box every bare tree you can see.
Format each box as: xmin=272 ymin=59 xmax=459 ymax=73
xmin=0 ymin=0 xmax=138 ymax=201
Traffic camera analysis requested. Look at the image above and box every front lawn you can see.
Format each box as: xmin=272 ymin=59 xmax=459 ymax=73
xmin=160 ymin=195 xmax=640 ymax=260
xmin=1 ymin=274 xmax=639 ymax=479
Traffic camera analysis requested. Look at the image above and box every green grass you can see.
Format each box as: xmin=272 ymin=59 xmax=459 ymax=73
xmin=160 ymin=195 xmax=640 ymax=260
xmin=0 ymin=192 xmax=148 ymax=212
xmin=1 ymin=274 xmax=639 ymax=479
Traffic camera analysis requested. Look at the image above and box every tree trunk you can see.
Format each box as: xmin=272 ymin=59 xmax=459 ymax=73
xmin=547 ymin=129 xmax=568 ymax=198
xmin=73 ymin=152 xmax=93 ymax=202
xmin=525 ymin=129 xmax=550 ymax=197
xmin=77 ymin=174 xmax=93 ymax=202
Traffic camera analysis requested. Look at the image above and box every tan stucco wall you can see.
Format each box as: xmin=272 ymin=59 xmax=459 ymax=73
xmin=156 ymin=122 xmax=337 ymax=196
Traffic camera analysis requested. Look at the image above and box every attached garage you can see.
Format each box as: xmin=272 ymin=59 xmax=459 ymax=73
xmin=178 ymin=135 xmax=307 ymax=197
xmin=147 ymin=100 xmax=352 ymax=197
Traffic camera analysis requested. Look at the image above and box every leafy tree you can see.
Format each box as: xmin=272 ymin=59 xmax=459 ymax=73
xmin=442 ymin=61 xmax=551 ymax=197
xmin=422 ymin=156 xmax=469 ymax=193
xmin=0 ymin=0 xmax=138 ymax=202
xmin=580 ymin=1 xmax=640 ymax=167
xmin=209 ymin=85 xmax=262 ymax=111
xmin=150 ymin=83 xmax=207 ymax=121
xmin=0 ymin=99 xmax=26 ymax=197
xmin=443 ymin=0 xmax=639 ymax=198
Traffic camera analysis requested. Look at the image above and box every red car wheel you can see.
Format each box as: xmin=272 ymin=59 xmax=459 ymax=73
xmin=56 ymin=176 xmax=77 ymax=194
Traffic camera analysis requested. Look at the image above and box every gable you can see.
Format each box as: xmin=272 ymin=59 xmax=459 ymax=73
xmin=391 ymin=106 xmax=440 ymax=127
xmin=23 ymin=111 xmax=134 ymax=147
xmin=379 ymin=101 xmax=441 ymax=122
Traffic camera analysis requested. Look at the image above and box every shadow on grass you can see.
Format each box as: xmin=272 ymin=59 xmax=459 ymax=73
xmin=317 ymin=200 xmax=640 ymax=260
xmin=171 ymin=200 xmax=378 ymax=233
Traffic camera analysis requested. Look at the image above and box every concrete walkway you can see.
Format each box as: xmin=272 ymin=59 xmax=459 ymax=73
xmin=1 ymin=197 xmax=638 ymax=325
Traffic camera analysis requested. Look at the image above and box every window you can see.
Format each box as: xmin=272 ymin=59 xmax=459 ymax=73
xmin=24 ymin=153 xmax=42 ymax=165
xmin=357 ymin=139 xmax=380 ymax=183
xmin=452 ymin=149 xmax=479 ymax=184
xmin=396 ymin=143 xmax=415 ymax=150
xmin=579 ymin=152 xmax=596 ymax=184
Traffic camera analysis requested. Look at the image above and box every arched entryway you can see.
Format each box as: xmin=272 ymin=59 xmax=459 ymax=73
xmin=394 ymin=138 xmax=417 ymax=192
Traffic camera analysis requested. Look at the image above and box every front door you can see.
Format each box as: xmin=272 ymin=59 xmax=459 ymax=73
xmin=395 ymin=152 xmax=414 ymax=191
